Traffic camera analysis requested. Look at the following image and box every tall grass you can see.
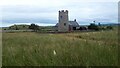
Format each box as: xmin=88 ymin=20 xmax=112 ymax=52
xmin=2 ymin=29 xmax=118 ymax=66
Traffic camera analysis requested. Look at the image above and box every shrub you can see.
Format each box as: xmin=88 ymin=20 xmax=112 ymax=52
xmin=4 ymin=29 xmax=6 ymax=30
xmin=29 ymin=23 xmax=39 ymax=32
xmin=106 ymin=26 xmax=113 ymax=30
xmin=88 ymin=23 xmax=99 ymax=31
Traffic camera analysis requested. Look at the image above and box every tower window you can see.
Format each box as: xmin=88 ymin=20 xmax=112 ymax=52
xmin=64 ymin=23 xmax=66 ymax=26
xmin=60 ymin=16 xmax=62 ymax=18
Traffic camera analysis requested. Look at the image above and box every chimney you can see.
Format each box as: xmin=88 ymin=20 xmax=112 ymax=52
xmin=74 ymin=19 xmax=76 ymax=22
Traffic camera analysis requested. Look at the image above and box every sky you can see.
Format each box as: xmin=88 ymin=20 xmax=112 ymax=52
xmin=0 ymin=0 xmax=119 ymax=27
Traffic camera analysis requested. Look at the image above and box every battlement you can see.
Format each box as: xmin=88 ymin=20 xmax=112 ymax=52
xmin=59 ymin=10 xmax=68 ymax=13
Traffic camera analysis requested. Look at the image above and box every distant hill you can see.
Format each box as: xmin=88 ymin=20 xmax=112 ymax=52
xmin=2 ymin=24 xmax=55 ymax=31
xmin=79 ymin=23 xmax=119 ymax=27
xmin=100 ymin=23 xmax=119 ymax=26
xmin=12 ymin=24 xmax=30 ymax=30
xmin=2 ymin=24 xmax=30 ymax=30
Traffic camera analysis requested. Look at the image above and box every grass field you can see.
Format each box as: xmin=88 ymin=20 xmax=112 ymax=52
xmin=2 ymin=27 xmax=118 ymax=66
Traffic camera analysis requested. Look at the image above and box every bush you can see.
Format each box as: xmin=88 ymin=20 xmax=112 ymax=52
xmin=106 ymin=26 xmax=113 ymax=30
xmin=15 ymin=26 xmax=19 ymax=30
xmin=29 ymin=23 xmax=39 ymax=32
xmin=4 ymin=29 xmax=6 ymax=30
xmin=88 ymin=23 xmax=99 ymax=31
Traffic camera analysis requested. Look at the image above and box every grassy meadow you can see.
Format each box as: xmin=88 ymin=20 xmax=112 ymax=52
xmin=2 ymin=27 xmax=118 ymax=66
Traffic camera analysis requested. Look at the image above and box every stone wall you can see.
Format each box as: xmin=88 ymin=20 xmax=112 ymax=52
xmin=58 ymin=10 xmax=69 ymax=32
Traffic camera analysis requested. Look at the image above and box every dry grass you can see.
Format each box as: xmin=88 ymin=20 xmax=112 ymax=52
xmin=2 ymin=28 xmax=118 ymax=66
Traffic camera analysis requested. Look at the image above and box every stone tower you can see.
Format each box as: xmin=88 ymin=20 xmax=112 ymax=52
xmin=58 ymin=10 xmax=69 ymax=32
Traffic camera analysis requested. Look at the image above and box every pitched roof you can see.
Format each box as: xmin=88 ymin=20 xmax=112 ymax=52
xmin=55 ymin=21 xmax=79 ymax=27
xmin=55 ymin=23 xmax=58 ymax=27
xmin=69 ymin=21 xmax=79 ymax=27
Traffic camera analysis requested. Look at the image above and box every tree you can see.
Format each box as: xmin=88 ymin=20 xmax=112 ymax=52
xmin=88 ymin=23 xmax=99 ymax=31
xmin=29 ymin=23 xmax=39 ymax=32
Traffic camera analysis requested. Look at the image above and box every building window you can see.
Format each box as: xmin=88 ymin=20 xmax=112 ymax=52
xmin=64 ymin=23 xmax=66 ymax=26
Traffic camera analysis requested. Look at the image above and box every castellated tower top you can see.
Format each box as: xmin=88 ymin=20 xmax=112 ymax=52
xmin=59 ymin=10 xmax=68 ymax=13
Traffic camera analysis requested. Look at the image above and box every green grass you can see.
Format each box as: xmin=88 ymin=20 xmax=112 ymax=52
xmin=2 ymin=28 xmax=118 ymax=66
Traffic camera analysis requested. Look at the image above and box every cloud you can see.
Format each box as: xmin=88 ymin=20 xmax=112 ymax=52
xmin=0 ymin=1 xmax=118 ymax=27
xmin=0 ymin=0 xmax=119 ymax=6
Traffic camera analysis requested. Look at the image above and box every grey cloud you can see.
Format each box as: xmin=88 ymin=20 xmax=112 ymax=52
xmin=1 ymin=2 xmax=118 ymax=27
xmin=2 ymin=5 xmax=57 ymax=13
